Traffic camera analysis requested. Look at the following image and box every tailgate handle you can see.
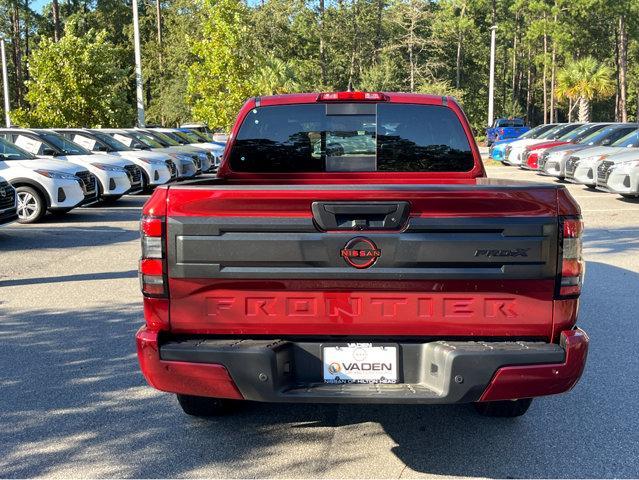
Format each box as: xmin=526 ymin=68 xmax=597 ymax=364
xmin=312 ymin=201 xmax=410 ymax=231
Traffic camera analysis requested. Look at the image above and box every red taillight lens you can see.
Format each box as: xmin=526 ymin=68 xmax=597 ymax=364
xmin=559 ymin=218 xmax=584 ymax=297
xmin=140 ymin=215 xmax=167 ymax=298
xmin=140 ymin=258 xmax=163 ymax=276
xmin=561 ymin=259 xmax=582 ymax=277
xmin=317 ymin=91 xmax=387 ymax=102
xmin=563 ymin=219 xmax=584 ymax=238
xmin=141 ymin=216 xmax=163 ymax=237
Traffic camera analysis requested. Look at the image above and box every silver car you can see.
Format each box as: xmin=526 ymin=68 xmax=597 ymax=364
xmin=565 ymin=125 xmax=639 ymax=186
xmin=602 ymin=159 xmax=639 ymax=198
xmin=536 ymin=123 xmax=610 ymax=177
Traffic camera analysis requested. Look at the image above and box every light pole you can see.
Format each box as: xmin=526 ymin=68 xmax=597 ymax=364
xmin=132 ymin=0 xmax=145 ymax=127
xmin=487 ymin=25 xmax=497 ymax=128
xmin=0 ymin=37 xmax=11 ymax=127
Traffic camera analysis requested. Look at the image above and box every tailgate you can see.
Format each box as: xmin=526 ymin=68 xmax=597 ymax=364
xmin=166 ymin=183 xmax=560 ymax=338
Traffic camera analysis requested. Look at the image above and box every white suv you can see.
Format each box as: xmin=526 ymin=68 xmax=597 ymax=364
xmin=98 ymin=129 xmax=198 ymax=179
xmin=605 ymin=160 xmax=639 ymax=198
xmin=154 ymin=128 xmax=224 ymax=171
xmin=0 ymin=137 xmax=96 ymax=223
xmin=136 ymin=129 xmax=212 ymax=173
xmin=149 ymin=128 xmax=220 ymax=172
xmin=0 ymin=129 xmax=140 ymax=203
xmin=55 ymin=129 xmax=176 ymax=190
xmin=0 ymin=175 xmax=18 ymax=225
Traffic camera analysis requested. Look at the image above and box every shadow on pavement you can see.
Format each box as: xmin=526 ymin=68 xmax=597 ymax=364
xmin=0 ymin=260 xmax=637 ymax=477
xmin=40 ymin=209 xmax=143 ymax=224
xmin=0 ymin=225 xmax=139 ymax=252
xmin=584 ymin=227 xmax=639 ymax=254
xmin=0 ymin=270 xmax=138 ymax=288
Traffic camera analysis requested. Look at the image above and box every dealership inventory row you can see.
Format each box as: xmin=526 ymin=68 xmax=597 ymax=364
xmin=0 ymin=127 xmax=225 ymax=224
xmin=489 ymin=122 xmax=639 ymax=198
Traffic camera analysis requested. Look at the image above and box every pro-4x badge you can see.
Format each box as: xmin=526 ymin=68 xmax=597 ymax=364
xmin=340 ymin=237 xmax=381 ymax=269
xmin=474 ymin=248 xmax=530 ymax=258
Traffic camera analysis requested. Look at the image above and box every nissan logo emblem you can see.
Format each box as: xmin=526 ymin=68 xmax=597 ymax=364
xmin=340 ymin=237 xmax=382 ymax=269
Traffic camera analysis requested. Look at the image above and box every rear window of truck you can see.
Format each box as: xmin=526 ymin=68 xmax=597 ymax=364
xmin=229 ymin=103 xmax=474 ymax=173
xmin=494 ymin=119 xmax=525 ymax=127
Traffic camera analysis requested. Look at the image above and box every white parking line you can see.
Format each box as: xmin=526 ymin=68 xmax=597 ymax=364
xmin=581 ymin=208 xmax=639 ymax=212
xmin=569 ymin=195 xmax=608 ymax=198
xmin=78 ymin=207 xmax=142 ymax=210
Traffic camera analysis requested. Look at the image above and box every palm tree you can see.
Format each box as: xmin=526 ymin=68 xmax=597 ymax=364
xmin=555 ymin=57 xmax=615 ymax=122
xmin=252 ymin=56 xmax=300 ymax=96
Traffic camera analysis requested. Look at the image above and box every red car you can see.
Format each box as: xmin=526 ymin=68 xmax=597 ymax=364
xmin=136 ymin=92 xmax=588 ymax=418
xmin=521 ymin=140 xmax=569 ymax=170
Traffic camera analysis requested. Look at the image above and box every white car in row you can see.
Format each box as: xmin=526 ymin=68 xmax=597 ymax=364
xmin=602 ymin=159 xmax=639 ymax=198
xmin=150 ymin=128 xmax=223 ymax=170
xmin=99 ymin=129 xmax=199 ymax=179
xmin=0 ymin=136 xmax=97 ymax=223
xmin=0 ymin=128 xmax=142 ymax=203
xmin=564 ymin=126 xmax=639 ymax=186
xmin=135 ymin=129 xmax=213 ymax=173
xmin=592 ymin=130 xmax=639 ymax=197
xmin=55 ymin=129 xmax=177 ymax=190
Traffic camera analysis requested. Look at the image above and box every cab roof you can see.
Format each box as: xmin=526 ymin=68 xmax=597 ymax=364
xmin=255 ymin=92 xmax=452 ymax=107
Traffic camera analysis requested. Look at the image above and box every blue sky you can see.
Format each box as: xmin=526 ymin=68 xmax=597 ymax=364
xmin=31 ymin=0 xmax=49 ymax=13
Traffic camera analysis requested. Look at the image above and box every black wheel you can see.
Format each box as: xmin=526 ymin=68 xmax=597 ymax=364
xmin=176 ymin=394 xmax=239 ymax=417
xmin=98 ymin=195 xmax=123 ymax=205
xmin=49 ymin=208 xmax=73 ymax=216
xmin=16 ymin=186 xmax=46 ymax=224
xmin=137 ymin=170 xmax=152 ymax=194
xmin=620 ymin=194 xmax=639 ymax=200
xmin=474 ymin=398 xmax=533 ymax=417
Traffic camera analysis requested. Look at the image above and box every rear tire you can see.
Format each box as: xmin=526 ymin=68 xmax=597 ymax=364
xmin=139 ymin=170 xmax=153 ymax=194
xmin=474 ymin=398 xmax=532 ymax=417
xmin=176 ymin=394 xmax=239 ymax=417
xmin=16 ymin=186 xmax=46 ymax=224
xmin=49 ymin=208 xmax=73 ymax=216
xmin=98 ymin=195 xmax=123 ymax=205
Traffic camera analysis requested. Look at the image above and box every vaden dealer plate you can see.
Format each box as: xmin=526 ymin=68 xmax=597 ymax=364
xmin=322 ymin=343 xmax=398 ymax=384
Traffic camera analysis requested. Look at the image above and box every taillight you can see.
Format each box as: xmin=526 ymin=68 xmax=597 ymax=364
xmin=317 ymin=91 xmax=387 ymax=102
xmin=139 ymin=215 xmax=167 ymax=297
xmin=558 ymin=217 xmax=584 ymax=297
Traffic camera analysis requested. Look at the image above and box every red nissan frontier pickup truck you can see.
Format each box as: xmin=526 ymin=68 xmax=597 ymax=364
xmin=136 ymin=92 xmax=588 ymax=418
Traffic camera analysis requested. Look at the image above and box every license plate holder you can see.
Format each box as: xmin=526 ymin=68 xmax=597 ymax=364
xmin=322 ymin=343 xmax=398 ymax=384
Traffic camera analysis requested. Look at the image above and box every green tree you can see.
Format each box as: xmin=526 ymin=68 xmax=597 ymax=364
xmin=555 ymin=57 xmax=615 ymax=122
xmin=187 ymin=0 xmax=256 ymax=130
xmin=252 ymin=56 xmax=300 ymax=96
xmin=144 ymin=0 xmax=204 ymax=125
xmin=11 ymin=25 xmax=133 ymax=127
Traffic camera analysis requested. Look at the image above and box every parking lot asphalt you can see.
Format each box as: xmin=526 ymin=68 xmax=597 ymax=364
xmin=1 ymin=166 xmax=638 ymax=479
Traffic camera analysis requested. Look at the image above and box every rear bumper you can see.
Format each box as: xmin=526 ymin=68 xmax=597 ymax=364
xmin=136 ymin=328 xmax=588 ymax=404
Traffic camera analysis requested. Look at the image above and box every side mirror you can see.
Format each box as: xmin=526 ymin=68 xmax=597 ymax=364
xmin=42 ymin=147 xmax=57 ymax=156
